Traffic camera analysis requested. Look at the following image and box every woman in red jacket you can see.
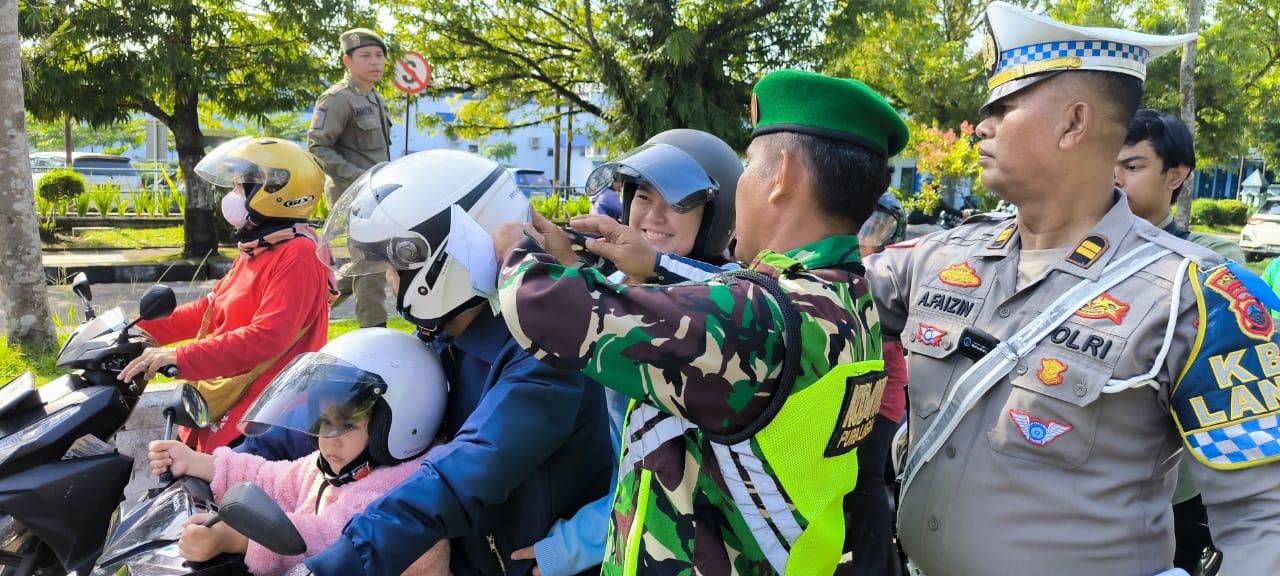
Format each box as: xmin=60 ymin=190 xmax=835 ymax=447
xmin=119 ymin=137 xmax=333 ymax=452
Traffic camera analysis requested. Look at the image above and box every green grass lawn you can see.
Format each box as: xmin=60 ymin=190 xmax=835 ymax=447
xmin=46 ymin=226 xmax=187 ymax=249
xmin=327 ymin=316 xmax=415 ymax=339
xmin=4 ymin=314 xmax=416 ymax=385
xmin=1189 ymin=223 xmax=1244 ymax=237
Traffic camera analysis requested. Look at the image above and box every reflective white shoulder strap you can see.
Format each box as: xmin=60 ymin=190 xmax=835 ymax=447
xmin=900 ymin=243 xmax=1172 ymax=496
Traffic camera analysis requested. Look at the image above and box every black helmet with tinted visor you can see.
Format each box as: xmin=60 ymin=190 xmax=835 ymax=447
xmin=238 ymin=352 xmax=388 ymax=439
xmin=585 ymin=143 xmax=719 ymax=214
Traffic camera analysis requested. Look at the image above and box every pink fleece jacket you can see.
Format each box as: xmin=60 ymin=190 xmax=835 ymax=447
xmin=210 ymin=447 xmax=447 ymax=576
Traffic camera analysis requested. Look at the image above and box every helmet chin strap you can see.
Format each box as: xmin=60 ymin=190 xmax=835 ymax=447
xmin=318 ymin=447 xmax=376 ymax=487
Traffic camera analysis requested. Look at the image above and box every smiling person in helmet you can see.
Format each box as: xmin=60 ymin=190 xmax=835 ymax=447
xmin=504 ymin=128 xmax=742 ymax=576
xmin=303 ymin=150 xmax=613 ymax=576
xmin=147 ymin=329 xmax=449 ymax=576
xmin=494 ymin=69 xmax=905 ymax=575
xmin=121 ymin=137 xmax=333 ymax=452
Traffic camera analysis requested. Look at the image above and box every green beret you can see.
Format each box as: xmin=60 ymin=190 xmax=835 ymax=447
xmin=750 ymin=69 xmax=909 ymax=157
xmin=341 ymin=28 xmax=386 ymax=55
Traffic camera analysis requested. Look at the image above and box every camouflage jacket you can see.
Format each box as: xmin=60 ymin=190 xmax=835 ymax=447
xmin=498 ymin=235 xmax=882 ymax=575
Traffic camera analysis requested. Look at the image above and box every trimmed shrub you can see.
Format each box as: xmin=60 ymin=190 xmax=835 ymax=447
xmin=1218 ymin=199 xmax=1250 ymax=227
xmin=36 ymin=168 xmax=86 ymax=208
xmin=1191 ymin=198 xmax=1225 ymax=227
xmin=1190 ymin=198 xmax=1250 ymax=227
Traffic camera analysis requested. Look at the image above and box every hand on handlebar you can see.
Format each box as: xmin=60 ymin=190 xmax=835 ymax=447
xmin=179 ymin=512 xmax=248 ymax=563
xmin=119 ymin=347 xmax=179 ymax=382
xmin=149 ymin=439 xmax=215 ymax=482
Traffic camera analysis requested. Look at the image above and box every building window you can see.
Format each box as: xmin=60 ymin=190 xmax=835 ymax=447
xmin=529 ymin=137 xmax=541 ymax=150
xmin=468 ymin=144 xmax=479 ymax=153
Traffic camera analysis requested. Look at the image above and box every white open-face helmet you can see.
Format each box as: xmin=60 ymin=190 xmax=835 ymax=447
xmin=239 ymin=328 xmax=447 ymax=466
xmin=321 ymin=150 xmax=530 ymax=332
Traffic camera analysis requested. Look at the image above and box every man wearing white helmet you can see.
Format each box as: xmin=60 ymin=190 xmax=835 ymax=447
xmin=303 ymin=150 xmax=613 ymax=576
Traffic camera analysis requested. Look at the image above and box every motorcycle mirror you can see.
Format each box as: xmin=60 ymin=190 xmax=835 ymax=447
xmin=165 ymin=383 xmax=210 ymax=429
xmin=217 ymin=482 xmax=306 ymax=556
xmin=70 ymin=273 xmax=92 ymax=303
xmin=138 ymin=285 xmax=177 ymax=321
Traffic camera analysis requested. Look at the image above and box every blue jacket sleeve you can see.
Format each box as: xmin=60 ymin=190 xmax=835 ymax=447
xmin=233 ymin=426 xmax=313 ymax=462
xmin=531 ymin=388 xmax=630 ymax=576
xmin=305 ymin=346 xmax=588 ymax=575
xmin=652 ymin=253 xmax=735 ymax=284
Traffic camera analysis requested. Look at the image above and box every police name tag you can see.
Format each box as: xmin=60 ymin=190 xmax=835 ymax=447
xmin=826 ymin=371 xmax=888 ymax=457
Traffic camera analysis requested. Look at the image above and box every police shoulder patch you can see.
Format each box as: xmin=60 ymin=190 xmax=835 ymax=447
xmin=1172 ymin=260 xmax=1280 ymax=470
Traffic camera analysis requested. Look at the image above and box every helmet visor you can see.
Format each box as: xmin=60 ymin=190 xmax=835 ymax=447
xmin=195 ymin=136 xmax=291 ymax=190
xmin=238 ymin=352 xmax=387 ymax=439
xmin=320 ymin=163 xmax=433 ymax=277
xmin=859 ymin=209 xmax=900 ymax=248
xmin=585 ymin=143 xmax=718 ymax=214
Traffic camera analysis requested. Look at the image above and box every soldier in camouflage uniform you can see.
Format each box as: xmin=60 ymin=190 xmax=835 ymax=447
xmin=307 ymin=28 xmax=392 ymax=328
xmin=493 ymin=70 xmax=910 ymax=575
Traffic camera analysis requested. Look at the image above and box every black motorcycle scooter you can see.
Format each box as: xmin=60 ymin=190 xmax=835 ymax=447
xmin=0 ymin=273 xmax=183 ymax=575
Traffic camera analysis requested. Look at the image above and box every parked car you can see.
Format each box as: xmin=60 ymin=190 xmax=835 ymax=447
xmin=511 ymin=168 xmax=551 ymax=197
xmin=1239 ymin=198 xmax=1280 ymax=261
xmin=30 ymin=152 xmax=144 ymax=195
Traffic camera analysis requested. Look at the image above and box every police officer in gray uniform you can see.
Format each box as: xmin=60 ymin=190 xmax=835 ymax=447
xmin=866 ymin=3 xmax=1280 ymax=575
xmin=308 ymin=28 xmax=392 ymax=327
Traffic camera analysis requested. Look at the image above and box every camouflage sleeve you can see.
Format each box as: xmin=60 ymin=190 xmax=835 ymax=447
xmin=1163 ymin=260 xmax=1280 ymax=574
xmin=498 ymin=237 xmax=788 ymax=436
xmin=306 ymin=91 xmax=364 ymax=185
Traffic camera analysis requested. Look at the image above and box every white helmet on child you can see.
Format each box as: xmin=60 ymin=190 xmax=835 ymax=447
xmin=320 ymin=150 xmax=529 ymax=333
xmin=239 ymin=328 xmax=447 ymax=466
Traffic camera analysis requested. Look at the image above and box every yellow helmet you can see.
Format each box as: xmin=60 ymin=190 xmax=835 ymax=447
xmin=195 ymin=136 xmax=324 ymax=222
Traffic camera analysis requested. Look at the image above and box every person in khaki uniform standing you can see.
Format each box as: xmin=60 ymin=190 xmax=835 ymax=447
xmin=308 ymin=28 xmax=392 ymax=327
xmin=866 ymin=3 xmax=1280 ymax=575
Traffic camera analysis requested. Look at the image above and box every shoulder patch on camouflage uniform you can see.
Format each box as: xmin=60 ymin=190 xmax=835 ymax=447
xmin=1173 ymin=260 xmax=1280 ymax=470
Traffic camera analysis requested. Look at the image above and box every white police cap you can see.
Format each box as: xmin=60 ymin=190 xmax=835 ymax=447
xmin=981 ymin=1 xmax=1196 ymax=112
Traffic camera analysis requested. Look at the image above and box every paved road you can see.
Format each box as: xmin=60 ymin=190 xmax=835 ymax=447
xmin=0 ymin=280 xmax=396 ymax=334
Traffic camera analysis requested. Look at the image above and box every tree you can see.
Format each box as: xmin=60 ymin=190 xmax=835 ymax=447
xmin=1175 ymin=0 xmax=1202 ymax=229
xmin=247 ymin=111 xmax=311 ymax=143
xmin=0 ymin=0 xmax=54 ymax=350
xmin=482 ymin=140 xmax=517 ymax=164
xmin=387 ymin=0 xmax=830 ymax=150
xmin=20 ymin=0 xmax=369 ymax=257
xmin=24 ymin=115 xmax=146 ymax=155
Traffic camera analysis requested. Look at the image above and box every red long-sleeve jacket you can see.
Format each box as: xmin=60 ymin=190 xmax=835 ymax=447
xmin=139 ymin=236 xmax=330 ymax=451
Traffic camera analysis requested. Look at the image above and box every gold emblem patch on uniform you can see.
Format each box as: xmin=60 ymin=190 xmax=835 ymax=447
xmin=938 ymin=262 xmax=981 ymax=288
xmin=825 ymin=371 xmax=888 ymax=457
xmin=988 ymin=222 xmax=1017 ymax=250
xmin=1066 ymin=234 xmax=1108 ymax=269
xmin=750 ymin=93 xmax=759 ymax=126
xmin=1037 ymin=358 xmax=1068 ymax=386
xmin=1075 ymin=292 xmax=1130 ymax=325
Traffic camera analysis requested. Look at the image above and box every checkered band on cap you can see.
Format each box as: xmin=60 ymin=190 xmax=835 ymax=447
xmin=996 ymin=40 xmax=1150 ymax=72
xmin=1186 ymin=413 xmax=1280 ymax=466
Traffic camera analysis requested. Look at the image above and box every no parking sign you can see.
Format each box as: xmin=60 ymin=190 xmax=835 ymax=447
xmin=392 ymin=51 xmax=431 ymax=95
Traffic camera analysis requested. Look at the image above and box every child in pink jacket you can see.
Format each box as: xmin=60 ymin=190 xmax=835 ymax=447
xmin=147 ymin=328 xmax=452 ymax=576
xmin=150 ymin=421 xmax=447 ymax=575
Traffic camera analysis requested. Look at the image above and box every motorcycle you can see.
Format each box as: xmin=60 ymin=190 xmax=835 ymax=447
xmin=92 ymin=385 xmax=305 ymax=576
xmin=0 ymin=273 xmax=179 ymax=576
